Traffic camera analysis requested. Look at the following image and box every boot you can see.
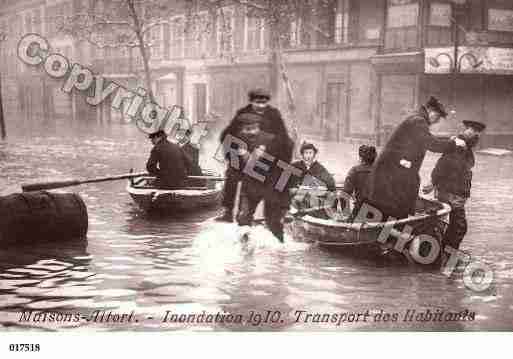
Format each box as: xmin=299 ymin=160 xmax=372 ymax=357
xmin=214 ymin=208 xmax=233 ymax=222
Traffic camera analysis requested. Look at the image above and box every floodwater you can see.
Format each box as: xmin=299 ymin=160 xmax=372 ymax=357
xmin=0 ymin=122 xmax=513 ymax=331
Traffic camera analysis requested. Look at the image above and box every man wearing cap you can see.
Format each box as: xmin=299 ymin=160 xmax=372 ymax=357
xmin=217 ymin=88 xmax=293 ymax=222
xmin=234 ymin=112 xmax=290 ymax=243
xmin=289 ymin=142 xmax=336 ymax=210
xmin=423 ymin=120 xmax=486 ymax=252
xmin=364 ymin=96 xmax=467 ymax=220
xmin=146 ymin=130 xmax=190 ymax=189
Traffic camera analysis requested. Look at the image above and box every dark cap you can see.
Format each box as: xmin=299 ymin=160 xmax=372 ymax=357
xmin=248 ymin=88 xmax=271 ymax=101
xmin=237 ymin=112 xmax=263 ymax=126
xmin=463 ymin=120 xmax=486 ymax=132
xmin=300 ymin=142 xmax=318 ymax=154
xmin=359 ymin=145 xmax=377 ymax=165
xmin=148 ymin=129 xmax=167 ymax=139
xmin=425 ymin=96 xmax=448 ymax=118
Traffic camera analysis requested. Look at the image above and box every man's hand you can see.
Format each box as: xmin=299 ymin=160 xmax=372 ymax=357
xmin=422 ymin=182 xmax=434 ymax=194
xmin=453 ymin=137 xmax=466 ymax=148
xmin=237 ymin=147 xmax=248 ymax=156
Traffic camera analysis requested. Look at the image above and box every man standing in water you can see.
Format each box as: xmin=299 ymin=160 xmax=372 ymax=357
xmin=423 ymin=120 xmax=486 ymax=252
xmin=234 ymin=112 xmax=291 ymax=243
xmin=217 ymin=88 xmax=292 ymax=222
xmin=364 ymin=96 xmax=466 ymax=220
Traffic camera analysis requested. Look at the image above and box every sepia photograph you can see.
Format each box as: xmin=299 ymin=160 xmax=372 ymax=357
xmin=0 ymin=0 xmax=512 ymax=342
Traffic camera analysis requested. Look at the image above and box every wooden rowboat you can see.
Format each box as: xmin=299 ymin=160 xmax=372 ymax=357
xmin=290 ymin=195 xmax=451 ymax=264
xmin=127 ymin=170 xmax=223 ymax=213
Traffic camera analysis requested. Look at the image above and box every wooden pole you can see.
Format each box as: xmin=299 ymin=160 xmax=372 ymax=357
xmin=0 ymin=71 xmax=6 ymax=140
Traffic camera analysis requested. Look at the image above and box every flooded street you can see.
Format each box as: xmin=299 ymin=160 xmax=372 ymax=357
xmin=1 ymin=123 xmax=513 ymax=331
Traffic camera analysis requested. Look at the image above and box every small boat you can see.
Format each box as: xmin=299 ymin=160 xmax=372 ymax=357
xmin=290 ymin=194 xmax=451 ymax=264
xmin=127 ymin=170 xmax=223 ymax=213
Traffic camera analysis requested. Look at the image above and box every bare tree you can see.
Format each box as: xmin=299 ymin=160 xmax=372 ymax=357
xmin=199 ymin=0 xmax=336 ymax=144
xmin=57 ymin=0 xmax=183 ymax=103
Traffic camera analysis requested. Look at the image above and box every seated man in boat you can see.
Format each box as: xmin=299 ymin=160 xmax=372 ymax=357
xmin=423 ymin=120 xmax=486 ymax=253
xmin=176 ymin=128 xmax=205 ymax=187
xmin=289 ymin=142 xmax=336 ymax=210
xmin=341 ymin=144 xmax=377 ymax=219
xmin=235 ymin=112 xmax=293 ymax=243
xmin=146 ymin=129 xmax=189 ymax=189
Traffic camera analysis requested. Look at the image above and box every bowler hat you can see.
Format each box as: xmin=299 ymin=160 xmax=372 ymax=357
xmin=463 ymin=120 xmax=486 ymax=132
xmin=300 ymin=142 xmax=318 ymax=154
xmin=248 ymin=88 xmax=271 ymax=101
xmin=237 ymin=112 xmax=263 ymax=126
xmin=425 ymin=96 xmax=448 ymax=118
xmin=148 ymin=129 xmax=166 ymax=139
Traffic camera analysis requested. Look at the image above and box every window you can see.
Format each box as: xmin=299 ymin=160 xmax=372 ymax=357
xmin=170 ymin=16 xmax=184 ymax=58
xmin=185 ymin=12 xmax=209 ymax=58
xmin=334 ymin=0 xmax=350 ymax=44
xmin=244 ymin=16 xmax=264 ymax=51
xmin=148 ymin=25 xmax=162 ymax=59
xmin=290 ymin=17 xmax=302 ymax=47
xmin=429 ymin=2 xmax=451 ymax=27
xmin=25 ymin=12 xmax=33 ymax=33
xmin=33 ymin=9 xmax=42 ymax=33
xmin=217 ymin=7 xmax=234 ymax=53
xmin=387 ymin=1 xmax=419 ymax=28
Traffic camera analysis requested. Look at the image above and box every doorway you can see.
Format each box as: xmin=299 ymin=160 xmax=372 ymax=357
xmin=326 ymin=81 xmax=347 ymax=141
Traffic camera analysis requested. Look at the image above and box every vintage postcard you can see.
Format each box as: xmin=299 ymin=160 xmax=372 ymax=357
xmin=0 ymin=0 xmax=512 ymax=349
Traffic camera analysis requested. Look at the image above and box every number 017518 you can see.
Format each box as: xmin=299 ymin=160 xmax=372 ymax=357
xmin=9 ymin=344 xmax=40 ymax=352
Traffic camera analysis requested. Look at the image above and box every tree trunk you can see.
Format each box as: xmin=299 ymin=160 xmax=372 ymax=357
xmin=126 ymin=0 xmax=155 ymax=104
xmin=0 ymin=72 xmax=6 ymax=140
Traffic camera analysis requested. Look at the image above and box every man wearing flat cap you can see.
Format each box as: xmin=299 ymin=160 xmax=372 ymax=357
xmin=423 ymin=119 xmax=486 ymax=253
xmin=233 ymin=112 xmax=290 ymax=242
xmin=364 ymin=96 xmax=467 ymax=220
xmin=146 ymin=129 xmax=190 ymax=189
xmin=217 ymin=88 xmax=293 ymax=222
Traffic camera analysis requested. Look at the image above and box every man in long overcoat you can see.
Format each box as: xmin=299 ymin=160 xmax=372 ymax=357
xmin=216 ymin=88 xmax=293 ymax=222
xmin=364 ymin=96 xmax=466 ymax=220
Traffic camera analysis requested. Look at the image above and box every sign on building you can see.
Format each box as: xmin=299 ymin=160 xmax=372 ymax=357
xmin=425 ymin=46 xmax=513 ymax=74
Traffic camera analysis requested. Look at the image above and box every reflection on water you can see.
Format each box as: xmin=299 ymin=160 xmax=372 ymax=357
xmin=0 ymin=124 xmax=513 ymax=331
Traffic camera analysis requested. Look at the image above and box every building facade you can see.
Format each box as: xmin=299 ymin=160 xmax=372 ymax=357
xmin=1 ymin=0 xmax=513 ymax=147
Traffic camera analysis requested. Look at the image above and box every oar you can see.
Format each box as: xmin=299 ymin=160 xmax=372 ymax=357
xmin=188 ymin=175 xmax=225 ymax=181
xmin=22 ymin=172 xmax=225 ymax=192
xmin=22 ymin=172 xmax=149 ymax=192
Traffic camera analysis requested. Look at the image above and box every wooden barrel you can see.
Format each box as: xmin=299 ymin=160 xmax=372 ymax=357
xmin=0 ymin=191 xmax=88 ymax=244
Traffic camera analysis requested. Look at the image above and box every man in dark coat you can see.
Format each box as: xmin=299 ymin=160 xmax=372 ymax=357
xmin=290 ymin=142 xmax=336 ymax=190
xmin=342 ymin=145 xmax=377 ymax=218
xmin=289 ymin=142 xmax=336 ymax=210
xmin=177 ymin=129 xmax=202 ymax=174
xmin=423 ymin=120 xmax=485 ymax=252
xmin=146 ymin=130 xmax=189 ymax=189
xmin=216 ymin=88 xmax=293 ymax=222
xmin=235 ymin=112 xmax=292 ymax=243
xmin=365 ymin=96 xmax=467 ymax=220
xmin=177 ymin=128 xmax=205 ymax=187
